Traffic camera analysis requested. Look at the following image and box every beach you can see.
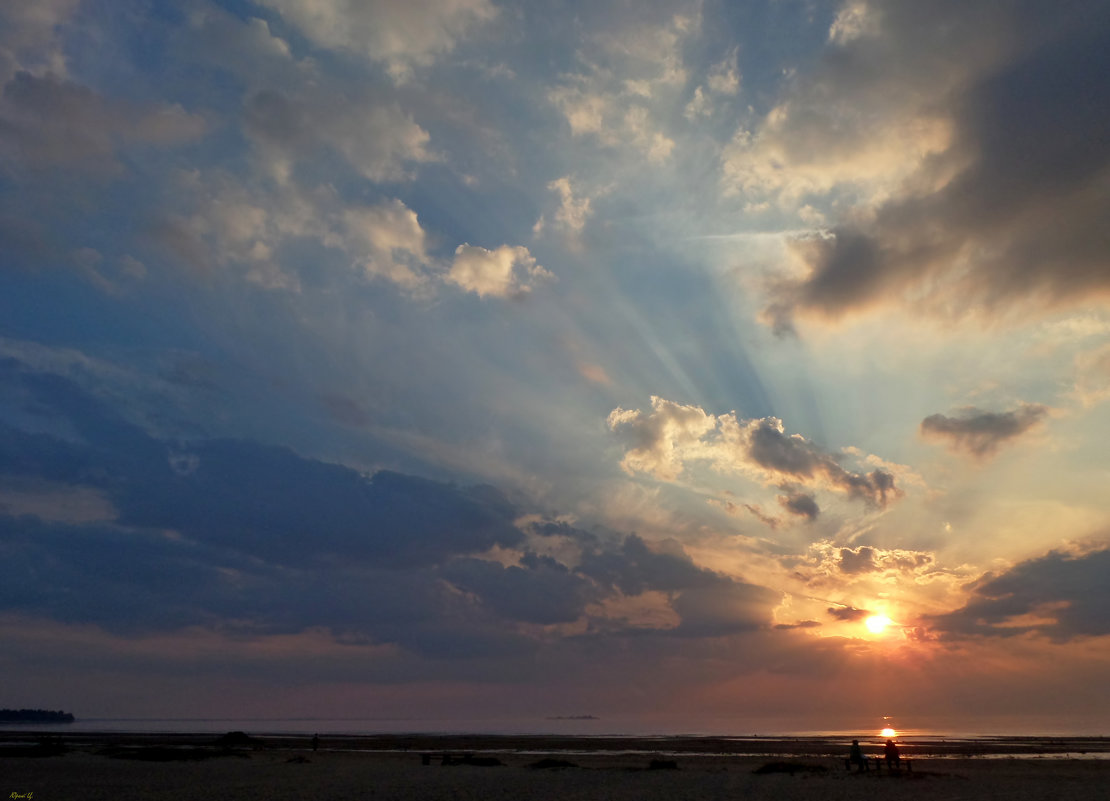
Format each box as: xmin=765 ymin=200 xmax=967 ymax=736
xmin=4 ymin=733 xmax=1108 ymax=801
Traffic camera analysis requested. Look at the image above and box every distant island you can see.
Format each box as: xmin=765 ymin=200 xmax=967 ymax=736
xmin=0 ymin=708 xmax=75 ymax=723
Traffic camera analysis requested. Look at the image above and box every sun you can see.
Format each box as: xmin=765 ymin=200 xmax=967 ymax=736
xmin=881 ymin=727 xmax=897 ymax=738
xmin=865 ymin=615 xmax=893 ymax=634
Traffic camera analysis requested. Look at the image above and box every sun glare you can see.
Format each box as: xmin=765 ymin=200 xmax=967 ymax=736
xmin=865 ymin=615 xmax=893 ymax=634
xmin=881 ymin=727 xmax=897 ymax=738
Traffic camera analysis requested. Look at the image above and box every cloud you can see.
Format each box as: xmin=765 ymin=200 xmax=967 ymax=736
xmin=1074 ymin=343 xmax=1110 ymax=407
xmin=0 ymin=360 xmax=784 ymax=651
xmin=827 ymin=605 xmax=869 ymax=622
xmin=929 ymin=546 xmax=1110 ymax=641
xmin=446 ymin=244 xmax=552 ymax=298
xmin=0 ymin=72 xmax=206 ymax=171
xmin=258 ymin=0 xmax=496 ymax=82
xmin=534 ymin=176 xmax=596 ymax=243
xmin=801 ymin=540 xmax=936 ymax=583
xmin=740 ymin=1 xmax=1110 ymax=329
xmin=773 ymin=620 xmax=821 ymax=630
xmin=777 ymin=490 xmax=818 ymax=520
xmin=547 ymin=12 xmax=694 ymax=162
xmin=243 ymin=89 xmax=435 ymax=183
xmin=0 ymin=0 xmax=81 ymax=83
xmin=150 ymin=170 xmax=442 ymax=292
xmin=606 ymin=397 xmax=717 ymax=482
xmin=683 ymin=85 xmax=710 ymax=120
xmin=706 ymin=49 xmax=740 ymax=95
xmin=920 ymin=403 xmax=1048 ymax=458
xmin=837 ymin=545 xmax=876 ymax=575
xmin=439 ymin=555 xmax=598 ymax=625
xmin=344 ymin=200 xmax=430 ymax=290
xmin=608 ymin=396 xmax=902 ymax=509
xmin=578 ymin=534 xmax=780 ymax=637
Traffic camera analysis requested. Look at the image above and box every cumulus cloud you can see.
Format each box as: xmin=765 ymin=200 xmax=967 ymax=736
xmin=739 ymin=1 xmax=1110 ymax=330
xmin=929 ymin=546 xmax=1110 ymax=641
xmin=794 ymin=541 xmax=939 ymax=603
xmin=920 ymin=403 xmax=1048 ymax=459
xmin=0 ymin=72 xmax=206 ymax=170
xmin=608 ymin=396 xmax=902 ymax=510
xmin=837 ymin=545 xmax=877 ymax=575
xmin=344 ymin=200 xmax=430 ymax=290
xmin=149 ymin=172 xmax=335 ymax=287
xmin=155 ymin=169 xmax=547 ymax=299
xmin=258 ymin=0 xmax=496 ymax=82
xmin=446 ymin=244 xmax=552 ymax=298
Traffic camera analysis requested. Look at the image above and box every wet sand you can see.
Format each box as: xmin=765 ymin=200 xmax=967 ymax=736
xmin=4 ymin=732 xmax=1108 ymax=801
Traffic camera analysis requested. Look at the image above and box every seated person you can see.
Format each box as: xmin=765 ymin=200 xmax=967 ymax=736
xmin=848 ymin=739 xmax=868 ymax=771
xmin=884 ymin=738 xmax=901 ymax=769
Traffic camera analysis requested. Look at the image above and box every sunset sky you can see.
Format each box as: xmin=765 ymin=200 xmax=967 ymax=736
xmin=2 ymin=0 xmax=1109 ymax=734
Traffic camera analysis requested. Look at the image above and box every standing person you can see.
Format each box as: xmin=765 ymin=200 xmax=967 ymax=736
xmin=312 ymin=733 xmax=319 ymax=752
xmin=884 ymin=738 xmax=900 ymax=770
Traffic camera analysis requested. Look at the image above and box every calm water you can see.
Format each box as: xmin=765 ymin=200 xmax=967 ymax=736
xmin=2 ymin=718 xmax=1108 ymax=760
xmin=0 ymin=716 xmax=1103 ymax=737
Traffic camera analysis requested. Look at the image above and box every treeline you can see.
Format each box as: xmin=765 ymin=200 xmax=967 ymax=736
xmin=0 ymin=708 xmax=76 ymax=722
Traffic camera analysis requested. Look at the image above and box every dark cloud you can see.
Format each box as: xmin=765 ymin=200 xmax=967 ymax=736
xmin=838 ymin=546 xmax=877 ymax=575
xmin=0 ymin=359 xmax=783 ymax=662
xmin=0 ymin=71 xmax=205 ymax=170
xmin=827 ymin=606 xmax=869 ymax=622
xmin=439 ymin=555 xmax=599 ymax=625
xmin=777 ymin=490 xmax=818 ymax=520
xmin=929 ymin=547 xmax=1110 ymax=641
xmin=747 ymin=418 xmax=899 ymax=507
xmin=920 ymin=404 xmax=1047 ymax=458
xmin=669 ymin=581 xmax=780 ymax=637
xmin=578 ymin=533 xmax=722 ymax=597
xmin=318 ymin=393 xmax=370 ymax=427
xmin=763 ymin=1 xmax=1110 ymax=328
xmin=773 ymin=620 xmax=821 ymax=630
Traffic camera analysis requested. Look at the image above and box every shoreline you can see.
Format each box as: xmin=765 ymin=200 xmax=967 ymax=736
xmin=3 ymin=730 xmax=1109 ymax=758
xmin=4 ymin=733 xmax=1109 ymax=801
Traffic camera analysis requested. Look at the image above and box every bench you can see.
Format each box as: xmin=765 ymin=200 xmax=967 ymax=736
xmin=843 ymin=756 xmax=913 ymax=773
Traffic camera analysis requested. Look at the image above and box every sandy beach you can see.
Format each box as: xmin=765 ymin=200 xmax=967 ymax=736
xmin=4 ymin=733 xmax=1108 ymax=801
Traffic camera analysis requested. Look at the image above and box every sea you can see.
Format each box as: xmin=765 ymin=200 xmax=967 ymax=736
xmin=2 ymin=717 xmax=1107 ymax=759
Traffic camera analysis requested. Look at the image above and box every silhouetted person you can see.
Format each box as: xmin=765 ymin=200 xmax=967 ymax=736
xmin=849 ymin=739 xmax=868 ymax=771
xmin=312 ymin=733 xmax=319 ymax=752
xmin=884 ymin=738 xmax=900 ymax=770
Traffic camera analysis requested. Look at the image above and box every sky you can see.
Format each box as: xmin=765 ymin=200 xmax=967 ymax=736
xmin=1 ymin=0 xmax=1109 ymax=735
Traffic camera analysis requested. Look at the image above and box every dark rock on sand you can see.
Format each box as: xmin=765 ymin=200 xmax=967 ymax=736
xmin=216 ymin=731 xmax=258 ymax=748
xmin=528 ymin=758 xmax=579 ymax=769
